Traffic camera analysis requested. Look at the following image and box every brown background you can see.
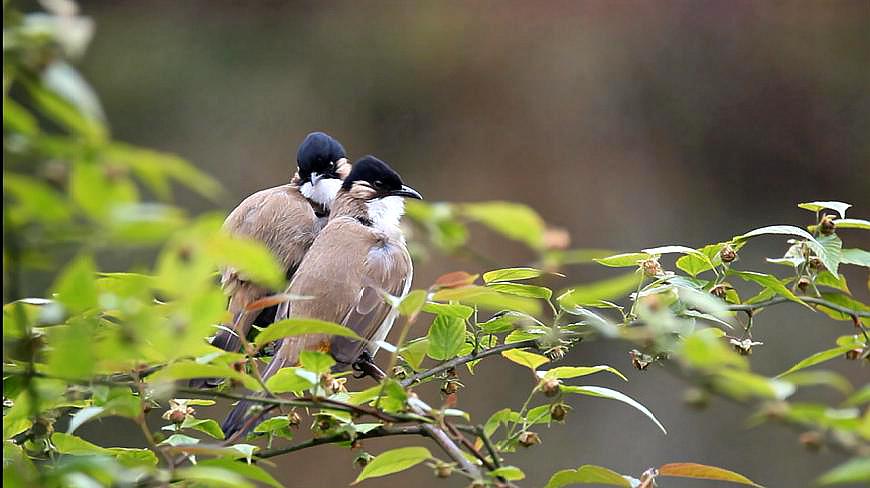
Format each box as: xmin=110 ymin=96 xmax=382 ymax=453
xmin=68 ymin=1 xmax=869 ymax=486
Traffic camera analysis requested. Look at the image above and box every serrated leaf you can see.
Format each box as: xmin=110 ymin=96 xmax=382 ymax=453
xmin=483 ymin=267 xmax=549 ymax=283
xmin=562 ymin=386 xmax=667 ymax=433
xmin=546 ymin=465 xmax=632 ymax=488
xmin=265 ymin=367 xmax=316 ymax=394
xmin=255 ymin=319 xmax=361 ymax=349
xmin=731 ymin=271 xmax=807 ymax=307
xmin=353 ymin=446 xmax=432 ymax=484
xmin=658 ymin=463 xmax=763 ymax=486
xmin=488 ymin=283 xmax=552 ymax=300
xmin=538 ymin=366 xmax=627 ymax=382
xmin=421 ymin=302 xmax=474 ymax=319
xmin=426 ymin=315 xmax=466 ymax=360
xmin=798 ymin=201 xmax=851 ymax=218
xmin=398 ymin=290 xmax=427 ymax=316
xmin=501 ymin=349 xmax=549 ymax=370
xmin=181 ymin=417 xmax=224 ymax=439
xmin=299 ymin=351 xmax=335 ymax=375
xmin=594 ymin=253 xmax=650 ymax=268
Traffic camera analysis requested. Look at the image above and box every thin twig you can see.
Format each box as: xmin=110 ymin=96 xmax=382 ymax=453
xmin=257 ymin=425 xmax=426 ymax=458
xmin=402 ymin=339 xmax=540 ymax=388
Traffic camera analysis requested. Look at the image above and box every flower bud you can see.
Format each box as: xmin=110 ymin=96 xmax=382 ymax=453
xmin=641 ymin=257 xmax=663 ymax=278
xmin=518 ymin=431 xmax=541 ymax=447
xmin=287 ymin=411 xmax=301 ymax=427
xmin=808 ymin=257 xmax=823 ymax=271
xmin=441 ymin=380 xmax=461 ymax=396
xmin=433 ymin=462 xmax=454 ymax=478
xmin=799 ymin=431 xmax=823 ymax=452
xmin=720 ymin=245 xmax=737 ymax=263
xmin=797 ymin=277 xmax=810 ymax=293
xmin=629 ymin=349 xmax=652 ymax=371
xmin=549 ymin=403 xmax=570 ymax=422
xmin=168 ymin=410 xmax=187 ymax=424
xmin=354 ymin=452 xmax=374 ymax=469
xmin=546 ymin=346 xmax=567 ymax=361
xmin=819 ymin=215 xmax=836 ymax=235
xmin=710 ymin=283 xmax=732 ymax=299
xmin=540 ymin=378 xmax=561 ymax=397
xmin=845 ymin=348 xmax=863 ymax=361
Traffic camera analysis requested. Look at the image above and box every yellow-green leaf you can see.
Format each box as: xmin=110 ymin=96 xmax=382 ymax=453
xmin=353 ymin=446 xmax=432 ymax=484
xmin=658 ymin=462 xmax=763 ymax=486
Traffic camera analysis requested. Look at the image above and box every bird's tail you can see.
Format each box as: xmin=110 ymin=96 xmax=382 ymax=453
xmin=188 ymin=311 xmax=253 ymax=389
xmin=220 ymin=343 xmax=292 ymax=438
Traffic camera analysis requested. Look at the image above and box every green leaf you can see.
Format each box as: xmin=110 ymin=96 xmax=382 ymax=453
xmin=488 ymin=283 xmax=552 ymax=300
xmin=816 ymin=234 xmax=843 ymax=276
xmin=255 ymin=319 xmax=361 ymax=348
xmin=264 ymin=367 xmax=316 ymax=394
xmin=180 ymin=417 xmax=224 ymax=439
xmin=174 ymin=466 xmax=253 ymax=488
xmin=777 ymin=345 xmax=857 ymax=378
xmin=558 ymin=272 xmax=641 ymax=309
xmin=147 ymin=363 xmax=260 ymax=391
xmin=815 ymin=272 xmax=850 ymax=293
xmin=843 ymin=384 xmax=870 ymax=407
xmin=676 ymin=243 xmax=727 ymax=277
xmin=546 ymin=465 xmax=632 ymax=488
xmin=398 ymin=290 xmax=427 ymax=316
xmin=840 ymin=248 xmax=870 ymax=268
xmin=562 ymin=385 xmax=667 ymax=433
xmin=658 ymin=462 xmax=763 ymax=486
xmin=432 ymin=286 xmax=541 ymax=316
xmin=489 ymin=466 xmax=526 ymax=481
xmin=713 ymin=370 xmax=795 ymax=401
xmin=399 ymin=338 xmax=430 ymax=370
xmin=426 ymin=315 xmax=467 ymax=360
xmin=730 ymin=271 xmax=807 ymax=307
xmin=205 ymin=234 xmax=284 ymax=290
xmin=798 ymin=201 xmax=851 ymax=218
xmin=462 ymin=202 xmax=545 ymax=249
xmin=816 ymin=457 xmax=870 ymax=485
xmin=483 ymin=267 xmax=548 ymax=283
xmin=197 ymin=459 xmax=284 ymax=488
xmin=51 ymin=432 xmax=158 ymax=467
xmin=4 ymin=174 xmax=72 ymax=223
xmin=538 ymin=366 xmax=627 ymax=382
xmin=253 ymin=417 xmax=294 ymax=440
xmin=25 ymin=79 xmax=107 ymax=142
xmin=67 ymin=406 xmax=104 ymax=434
xmin=421 ymin=302 xmax=474 ymax=320
xmin=52 ymin=255 xmax=98 ymax=314
xmin=734 ymin=225 xmax=837 ymax=274
xmin=781 ymin=370 xmax=853 ymax=395
xmin=501 ymin=349 xmax=549 ymax=370
xmin=834 ymin=218 xmax=870 ymax=230
xmin=594 ymin=252 xmax=650 ymax=268
xmin=353 ymin=446 xmax=432 ymax=484
xmin=300 ymin=351 xmax=336 ymax=375
xmin=159 ymin=434 xmax=201 ymax=446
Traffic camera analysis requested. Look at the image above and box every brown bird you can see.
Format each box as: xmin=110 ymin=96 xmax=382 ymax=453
xmin=192 ymin=132 xmax=349 ymax=388
xmin=222 ymin=155 xmax=422 ymax=437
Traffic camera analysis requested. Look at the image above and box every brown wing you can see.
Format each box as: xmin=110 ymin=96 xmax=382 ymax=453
xmin=268 ymin=217 xmax=412 ymax=371
xmin=211 ymin=185 xmax=322 ymax=354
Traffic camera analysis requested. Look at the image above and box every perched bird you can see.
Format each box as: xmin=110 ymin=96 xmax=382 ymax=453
xmin=191 ymin=132 xmax=349 ymax=388
xmin=222 ymin=155 xmax=422 ymax=437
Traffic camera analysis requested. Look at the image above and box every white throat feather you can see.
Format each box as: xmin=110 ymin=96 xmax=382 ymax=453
xmin=300 ymin=178 xmax=342 ymax=209
xmin=365 ymin=196 xmax=406 ymax=233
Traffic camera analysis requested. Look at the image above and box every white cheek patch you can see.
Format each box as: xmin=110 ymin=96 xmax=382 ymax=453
xmin=300 ymin=178 xmax=343 ymax=208
xmin=366 ymin=196 xmax=406 ymax=232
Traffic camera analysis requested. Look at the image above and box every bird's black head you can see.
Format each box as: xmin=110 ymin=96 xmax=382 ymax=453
xmin=296 ymin=131 xmax=347 ymax=184
xmin=343 ymin=156 xmax=422 ymax=200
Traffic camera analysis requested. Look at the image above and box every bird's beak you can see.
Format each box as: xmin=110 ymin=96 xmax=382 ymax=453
xmin=310 ymin=172 xmax=323 ymax=187
xmin=390 ymin=184 xmax=423 ymax=200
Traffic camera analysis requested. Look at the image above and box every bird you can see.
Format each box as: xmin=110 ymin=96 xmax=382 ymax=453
xmin=221 ymin=155 xmax=422 ymax=438
xmin=191 ymin=132 xmax=350 ymax=388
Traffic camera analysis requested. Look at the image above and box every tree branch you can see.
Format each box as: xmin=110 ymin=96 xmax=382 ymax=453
xmin=257 ymin=425 xmax=427 ymax=459
xmin=401 ymin=339 xmax=540 ymax=388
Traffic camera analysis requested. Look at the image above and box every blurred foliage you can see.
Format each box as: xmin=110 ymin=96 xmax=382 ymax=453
xmin=3 ymin=2 xmax=869 ymax=488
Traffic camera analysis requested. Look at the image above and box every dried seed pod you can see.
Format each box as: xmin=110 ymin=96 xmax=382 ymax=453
xmin=518 ymin=431 xmax=541 ymax=447
xmin=819 ymin=215 xmax=836 ymax=235
xmin=540 ymin=378 xmax=561 ymax=397
xmin=720 ymin=245 xmax=737 ymax=263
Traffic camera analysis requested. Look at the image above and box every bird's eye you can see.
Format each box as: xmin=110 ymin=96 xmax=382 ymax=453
xmin=374 ymin=180 xmax=383 ymax=187
xmin=328 ymin=161 xmax=335 ymax=168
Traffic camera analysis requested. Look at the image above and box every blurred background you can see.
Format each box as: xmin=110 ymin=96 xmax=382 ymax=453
xmin=63 ymin=0 xmax=869 ymax=486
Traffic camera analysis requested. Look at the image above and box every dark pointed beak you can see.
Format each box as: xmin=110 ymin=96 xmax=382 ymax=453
xmin=390 ymin=184 xmax=423 ymax=200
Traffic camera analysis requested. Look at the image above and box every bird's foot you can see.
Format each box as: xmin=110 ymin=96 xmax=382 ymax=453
xmin=352 ymin=352 xmax=386 ymax=382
